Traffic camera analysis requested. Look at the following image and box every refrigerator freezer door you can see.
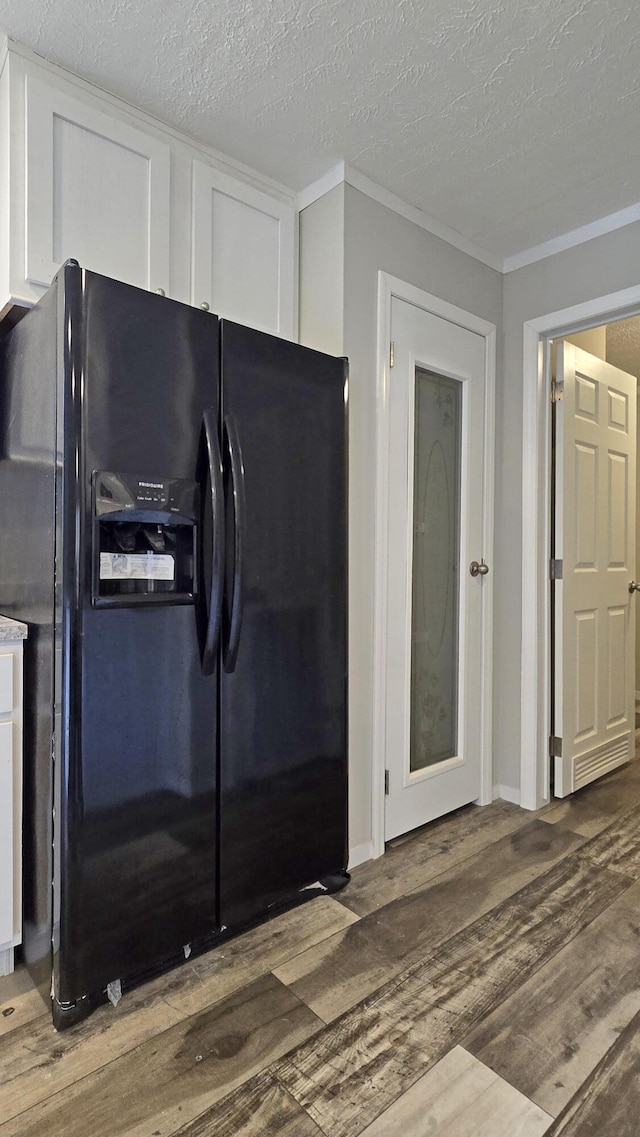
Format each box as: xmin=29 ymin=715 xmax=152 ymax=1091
xmin=219 ymin=321 xmax=348 ymax=929
xmin=57 ymin=271 xmax=221 ymax=1003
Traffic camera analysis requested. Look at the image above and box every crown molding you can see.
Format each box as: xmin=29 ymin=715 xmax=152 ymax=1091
xmin=344 ymin=165 xmax=503 ymax=271
xmin=297 ymin=163 xmax=346 ymax=211
xmin=5 ymin=38 xmax=297 ymax=205
xmin=503 ymin=203 xmax=640 ymax=273
xmin=299 ymin=163 xmax=640 ymax=277
xmin=9 ymin=34 xmax=640 ymax=275
xmin=298 ymin=163 xmax=503 ymax=272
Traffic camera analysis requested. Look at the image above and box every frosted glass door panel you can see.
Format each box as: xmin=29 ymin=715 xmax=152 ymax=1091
xmin=410 ymin=369 xmax=461 ymax=772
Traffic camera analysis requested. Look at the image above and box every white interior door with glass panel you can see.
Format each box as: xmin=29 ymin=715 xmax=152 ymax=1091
xmin=384 ymin=296 xmax=490 ymax=841
xmin=553 ymin=342 xmax=637 ymax=797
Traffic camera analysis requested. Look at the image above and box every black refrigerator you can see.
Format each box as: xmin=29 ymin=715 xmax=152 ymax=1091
xmin=0 ymin=262 xmax=348 ymax=1029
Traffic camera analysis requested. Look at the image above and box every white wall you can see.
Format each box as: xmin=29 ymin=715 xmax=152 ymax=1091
xmin=498 ymin=222 xmax=640 ymax=792
xmin=301 ymin=184 xmax=502 ymax=855
xmin=343 ymin=187 xmax=502 ymax=849
xmin=302 ymin=185 xmax=640 ymax=839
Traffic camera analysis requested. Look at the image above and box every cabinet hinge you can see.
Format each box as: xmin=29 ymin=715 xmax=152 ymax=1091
xmin=550 ymin=558 xmax=563 ymax=581
xmin=549 ymin=735 xmax=563 ymax=758
xmin=384 ymin=769 xmax=390 ymax=795
xmin=389 ymin=341 xmax=395 ymax=369
xmin=551 ymin=376 xmax=564 ymax=403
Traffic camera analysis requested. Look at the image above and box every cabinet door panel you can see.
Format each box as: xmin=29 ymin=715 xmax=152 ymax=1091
xmin=0 ymin=722 xmax=14 ymax=946
xmin=192 ymin=161 xmax=296 ymax=339
xmin=25 ymin=77 xmax=170 ymax=293
xmin=0 ymin=654 xmax=13 ymax=716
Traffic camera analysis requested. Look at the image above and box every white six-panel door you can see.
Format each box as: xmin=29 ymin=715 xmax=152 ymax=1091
xmin=554 ymin=342 xmax=637 ymax=796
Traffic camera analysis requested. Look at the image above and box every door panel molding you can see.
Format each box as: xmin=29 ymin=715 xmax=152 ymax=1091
xmin=373 ymin=272 xmax=496 ymax=857
xmin=521 ymin=283 xmax=640 ymax=811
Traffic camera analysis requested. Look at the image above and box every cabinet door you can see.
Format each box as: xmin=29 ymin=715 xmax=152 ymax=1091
xmin=0 ymin=722 xmax=14 ymax=946
xmin=25 ymin=77 xmax=171 ymax=294
xmin=192 ymin=161 xmax=296 ymax=339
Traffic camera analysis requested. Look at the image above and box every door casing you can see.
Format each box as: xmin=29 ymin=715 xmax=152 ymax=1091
xmin=521 ymin=284 xmax=640 ymax=810
xmin=372 ymin=272 xmax=496 ymax=859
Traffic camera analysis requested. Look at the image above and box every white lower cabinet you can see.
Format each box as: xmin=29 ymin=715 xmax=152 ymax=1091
xmin=0 ymin=723 xmax=14 ymax=949
xmin=0 ymin=625 xmax=26 ymax=977
xmin=0 ymin=44 xmax=297 ymax=338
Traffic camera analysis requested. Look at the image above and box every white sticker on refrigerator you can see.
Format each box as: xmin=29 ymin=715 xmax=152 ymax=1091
xmin=99 ymin=553 xmax=175 ymax=581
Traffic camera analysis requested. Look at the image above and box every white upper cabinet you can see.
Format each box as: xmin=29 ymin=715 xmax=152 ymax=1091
xmin=192 ymin=162 xmax=296 ymax=339
xmin=0 ymin=45 xmax=298 ymax=338
xmin=25 ymin=77 xmax=171 ymax=294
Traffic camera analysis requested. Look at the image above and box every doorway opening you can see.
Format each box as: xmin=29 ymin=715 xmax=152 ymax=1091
xmin=520 ymin=285 xmax=640 ymax=812
xmin=549 ymin=321 xmax=640 ymax=799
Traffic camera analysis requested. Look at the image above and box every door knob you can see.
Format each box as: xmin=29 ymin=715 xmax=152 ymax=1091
xmin=470 ymin=560 xmax=489 ymax=577
xmin=629 ymin=582 xmax=640 ymax=593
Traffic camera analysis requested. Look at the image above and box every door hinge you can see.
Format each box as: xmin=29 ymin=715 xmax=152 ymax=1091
xmin=389 ymin=341 xmax=395 ymax=369
xmin=551 ymin=376 xmax=564 ymax=403
xmin=550 ymin=558 xmax=563 ymax=581
xmin=384 ymin=769 xmax=390 ymax=795
xmin=549 ymin=735 xmax=563 ymax=758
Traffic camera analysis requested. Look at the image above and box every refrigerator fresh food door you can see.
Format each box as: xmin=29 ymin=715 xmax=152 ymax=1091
xmin=57 ymin=268 xmax=221 ymax=1005
xmin=219 ymin=321 xmax=348 ymax=929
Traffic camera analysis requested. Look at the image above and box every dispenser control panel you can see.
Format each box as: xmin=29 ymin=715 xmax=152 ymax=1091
xmin=94 ymin=471 xmax=198 ymax=519
xmin=92 ymin=470 xmax=198 ymax=607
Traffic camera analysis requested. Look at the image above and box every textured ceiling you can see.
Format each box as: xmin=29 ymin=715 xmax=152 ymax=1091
xmin=1 ymin=0 xmax=639 ymax=261
xmin=606 ymin=317 xmax=640 ymax=380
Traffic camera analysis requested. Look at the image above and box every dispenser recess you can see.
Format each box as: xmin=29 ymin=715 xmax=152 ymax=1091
xmin=92 ymin=471 xmax=198 ymax=606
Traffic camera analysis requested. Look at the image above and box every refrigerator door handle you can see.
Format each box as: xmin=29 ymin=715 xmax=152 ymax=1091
xmin=201 ymin=407 xmax=224 ymax=675
xmin=223 ymin=413 xmax=246 ymax=673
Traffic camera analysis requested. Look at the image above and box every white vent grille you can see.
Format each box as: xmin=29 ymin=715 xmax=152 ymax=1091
xmin=574 ymin=736 xmax=631 ymax=790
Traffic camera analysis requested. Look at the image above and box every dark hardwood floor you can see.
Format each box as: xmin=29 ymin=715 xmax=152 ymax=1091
xmin=3 ymin=758 xmax=640 ymax=1135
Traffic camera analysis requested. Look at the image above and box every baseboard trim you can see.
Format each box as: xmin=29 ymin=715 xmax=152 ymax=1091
xmin=492 ymin=784 xmax=521 ymax=806
xmin=348 ymin=841 xmax=374 ymax=870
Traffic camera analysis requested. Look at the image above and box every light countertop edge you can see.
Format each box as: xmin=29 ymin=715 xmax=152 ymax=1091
xmin=0 ymin=616 xmax=28 ymax=641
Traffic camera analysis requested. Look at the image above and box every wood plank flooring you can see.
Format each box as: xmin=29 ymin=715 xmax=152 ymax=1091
xmin=545 ymin=1007 xmax=640 ymax=1135
xmin=464 ymin=874 xmax=640 ymax=1116
xmin=358 ymin=1047 xmax=553 ymax=1136
xmin=273 ymin=819 xmax=586 ymax=1022
xmin=4 ymin=762 xmax=640 ymax=1135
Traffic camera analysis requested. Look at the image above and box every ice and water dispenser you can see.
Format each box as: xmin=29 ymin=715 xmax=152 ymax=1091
xmin=92 ymin=471 xmax=198 ymax=605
